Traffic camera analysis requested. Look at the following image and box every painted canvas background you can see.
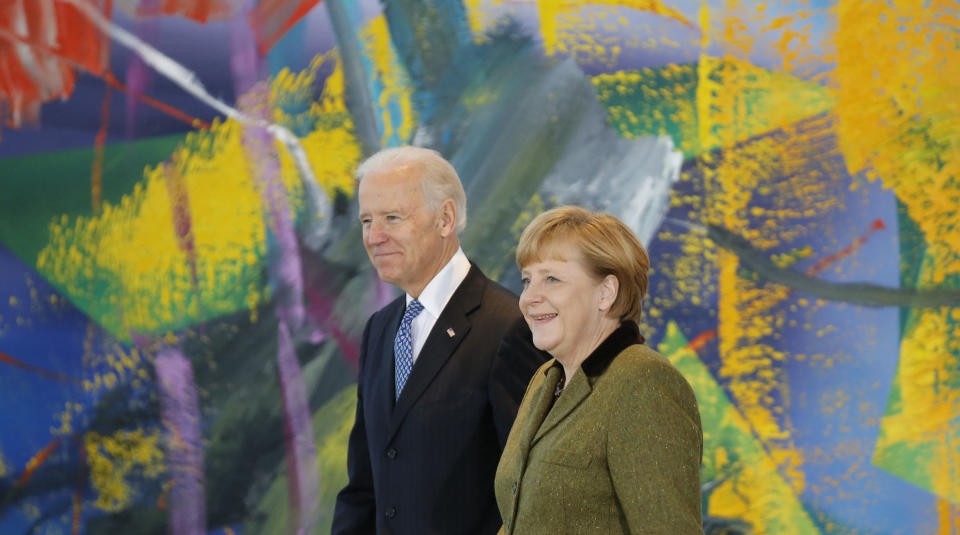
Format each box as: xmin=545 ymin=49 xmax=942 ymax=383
xmin=1 ymin=0 xmax=958 ymax=533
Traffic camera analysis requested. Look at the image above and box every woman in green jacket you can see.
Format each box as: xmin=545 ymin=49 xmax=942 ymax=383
xmin=495 ymin=206 xmax=704 ymax=534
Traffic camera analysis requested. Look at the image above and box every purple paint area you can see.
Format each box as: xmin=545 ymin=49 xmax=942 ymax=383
xmin=305 ymin=286 xmax=360 ymax=368
xmin=276 ymin=319 xmax=320 ymax=533
xmin=372 ymin=275 xmax=397 ymax=312
xmin=238 ymin=82 xmax=305 ymax=329
xmin=230 ymin=0 xmax=267 ymax=97
xmin=155 ymin=347 xmax=206 ymax=535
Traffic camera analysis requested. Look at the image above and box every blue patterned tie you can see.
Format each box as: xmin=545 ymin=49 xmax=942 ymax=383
xmin=394 ymin=298 xmax=424 ymax=400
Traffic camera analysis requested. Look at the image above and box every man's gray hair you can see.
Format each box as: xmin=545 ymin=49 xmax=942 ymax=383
xmin=356 ymin=146 xmax=468 ymax=234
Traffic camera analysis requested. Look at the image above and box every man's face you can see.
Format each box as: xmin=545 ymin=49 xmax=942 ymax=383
xmin=358 ymin=165 xmax=448 ymax=296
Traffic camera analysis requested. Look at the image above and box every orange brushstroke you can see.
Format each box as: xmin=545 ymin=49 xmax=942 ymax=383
xmin=249 ymin=0 xmax=324 ymax=56
xmin=16 ymin=437 xmax=61 ymax=488
xmin=937 ymin=498 xmax=960 ymax=535
xmin=0 ymin=349 xmax=83 ymax=385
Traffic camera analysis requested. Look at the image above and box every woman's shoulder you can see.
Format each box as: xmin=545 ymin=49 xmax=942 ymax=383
xmin=604 ymin=345 xmax=695 ymax=398
xmin=608 ymin=344 xmax=675 ymax=375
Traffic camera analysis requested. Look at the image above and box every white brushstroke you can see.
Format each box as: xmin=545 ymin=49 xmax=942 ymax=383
xmin=63 ymin=0 xmax=333 ymax=248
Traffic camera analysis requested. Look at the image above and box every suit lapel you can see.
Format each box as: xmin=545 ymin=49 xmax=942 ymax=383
xmin=386 ymin=265 xmax=485 ymax=443
xmin=374 ymin=298 xmax=405 ymax=438
xmin=531 ymin=368 xmax=592 ymax=447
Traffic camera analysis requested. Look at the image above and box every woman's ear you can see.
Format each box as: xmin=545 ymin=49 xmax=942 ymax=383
xmin=599 ymin=274 xmax=619 ymax=312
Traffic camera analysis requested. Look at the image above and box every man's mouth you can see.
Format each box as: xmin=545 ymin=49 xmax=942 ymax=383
xmin=530 ymin=313 xmax=557 ymax=322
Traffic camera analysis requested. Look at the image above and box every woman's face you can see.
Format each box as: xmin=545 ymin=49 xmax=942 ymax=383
xmin=519 ymin=242 xmax=614 ymax=363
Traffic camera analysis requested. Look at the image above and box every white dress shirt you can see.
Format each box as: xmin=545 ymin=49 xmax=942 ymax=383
xmin=405 ymin=247 xmax=471 ymax=363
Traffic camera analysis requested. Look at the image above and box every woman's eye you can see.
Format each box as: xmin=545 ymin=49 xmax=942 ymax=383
xmin=520 ymin=278 xmax=530 ymax=287
xmin=546 ymin=276 xmax=559 ymax=283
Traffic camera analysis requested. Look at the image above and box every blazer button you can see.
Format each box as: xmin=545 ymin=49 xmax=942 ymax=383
xmin=386 ymin=448 xmax=397 ymax=459
xmin=385 ymin=506 xmax=397 ymax=519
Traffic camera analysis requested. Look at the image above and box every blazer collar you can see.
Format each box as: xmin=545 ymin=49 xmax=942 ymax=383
xmin=541 ymin=320 xmax=644 ymax=380
xmin=386 ymin=263 xmax=486 ymax=442
xmin=529 ymin=322 xmax=643 ymax=446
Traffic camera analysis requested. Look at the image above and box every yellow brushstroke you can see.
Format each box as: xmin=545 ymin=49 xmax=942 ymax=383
xmin=691 ymin=1 xmax=852 ymax=502
xmin=274 ymin=53 xmax=362 ymax=200
xmin=664 ymin=322 xmax=819 ymax=534
xmin=875 ymin=305 xmax=960 ymax=504
xmin=359 ymin=15 xmax=417 ymax=146
xmin=84 ymin=429 xmax=164 ymax=512
xmin=538 ymin=0 xmax=696 ymax=60
xmin=834 ymin=0 xmax=960 ymax=283
xmin=36 ymin=54 xmax=361 ymax=339
xmin=835 ymin=0 xmax=960 ymax=511
xmin=0 ymin=449 xmax=6 ymax=478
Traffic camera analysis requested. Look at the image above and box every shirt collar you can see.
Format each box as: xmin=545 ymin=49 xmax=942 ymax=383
xmin=544 ymin=321 xmax=645 ymax=378
xmin=406 ymin=247 xmax=471 ymax=318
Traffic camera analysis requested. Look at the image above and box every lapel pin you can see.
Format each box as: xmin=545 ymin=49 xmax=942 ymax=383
xmin=446 ymin=328 xmax=456 ymax=338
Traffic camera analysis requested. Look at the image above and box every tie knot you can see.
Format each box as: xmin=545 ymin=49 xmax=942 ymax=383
xmin=404 ymin=299 xmax=424 ymax=321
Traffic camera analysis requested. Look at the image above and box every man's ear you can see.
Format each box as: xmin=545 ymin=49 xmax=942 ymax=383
xmin=599 ymin=274 xmax=619 ymax=313
xmin=437 ymin=198 xmax=457 ymax=237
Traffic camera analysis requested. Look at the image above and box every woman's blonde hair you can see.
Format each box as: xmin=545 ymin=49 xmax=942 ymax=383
xmin=516 ymin=206 xmax=650 ymax=322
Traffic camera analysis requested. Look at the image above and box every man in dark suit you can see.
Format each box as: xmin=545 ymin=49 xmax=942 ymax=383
xmin=332 ymin=146 xmax=545 ymax=534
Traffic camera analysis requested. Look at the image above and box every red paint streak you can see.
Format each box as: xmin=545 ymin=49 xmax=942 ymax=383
xmin=0 ymin=0 xmax=210 ymax=130
xmin=163 ymin=162 xmax=199 ymax=290
xmin=72 ymin=435 xmax=86 ymax=535
xmin=683 ymin=220 xmax=887 ymax=354
xmin=103 ymin=72 xmax=211 ymax=129
xmin=0 ymin=349 xmax=83 ymax=385
xmin=131 ymin=0 xmax=241 ymax=23
xmin=248 ymin=0 xmax=324 ymax=56
xmin=91 ymin=83 xmax=111 ymax=214
xmin=805 ymin=219 xmax=886 ymax=277
xmin=685 ymin=328 xmax=717 ymax=352
xmin=305 ymin=287 xmax=360 ymax=371
xmin=0 ymin=25 xmax=212 ymax=130
xmin=0 ymin=0 xmax=110 ymax=127
xmin=16 ymin=437 xmax=61 ymax=488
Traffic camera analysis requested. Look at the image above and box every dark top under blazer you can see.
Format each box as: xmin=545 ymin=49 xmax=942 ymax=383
xmin=495 ymin=322 xmax=705 ymax=534
xmin=333 ymin=264 xmax=547 ymax=535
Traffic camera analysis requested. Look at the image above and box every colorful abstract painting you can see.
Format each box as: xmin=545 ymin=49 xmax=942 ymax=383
xmin=1 ymin=0 xmax=958 ymax=533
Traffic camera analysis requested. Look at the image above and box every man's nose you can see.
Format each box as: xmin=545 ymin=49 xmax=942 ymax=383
xmin=365 ymin=221 xmax=387 ymax=244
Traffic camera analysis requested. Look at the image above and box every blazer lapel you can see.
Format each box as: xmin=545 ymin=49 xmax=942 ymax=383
xmin=514 ymin=365 xmax=560 ymax=465
xmin=531 ymin=368 xmax=592 ymax=447
xmin=386 ymin=265 xmax=484 ymax=443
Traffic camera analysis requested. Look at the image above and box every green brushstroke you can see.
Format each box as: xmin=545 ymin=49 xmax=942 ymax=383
xmin=660 ymin=320 xmax=820 ymax=534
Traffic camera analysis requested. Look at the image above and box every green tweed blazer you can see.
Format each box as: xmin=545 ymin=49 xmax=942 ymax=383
xmin=495 ymin=322 xmax=704 ymax=534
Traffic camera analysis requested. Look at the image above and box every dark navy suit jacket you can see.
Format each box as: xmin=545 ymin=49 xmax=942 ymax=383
xmin=332 ymin=264 xmax=545 ymax=535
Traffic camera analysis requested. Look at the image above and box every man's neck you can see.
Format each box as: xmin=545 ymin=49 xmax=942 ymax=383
xmin=406 ymin=239 xmax=460 ymax=298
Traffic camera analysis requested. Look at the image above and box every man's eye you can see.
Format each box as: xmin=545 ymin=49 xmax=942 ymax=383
xmin=360 ymin=219 xmax=371 ymax=226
